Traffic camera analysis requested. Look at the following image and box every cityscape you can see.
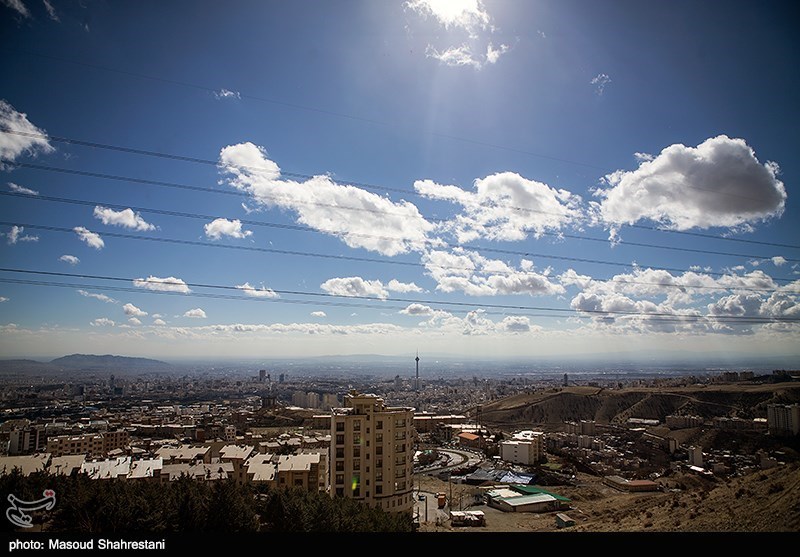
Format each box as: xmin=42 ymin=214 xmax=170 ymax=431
xmin=1 ymin=353 xmax=799 ymax=539
xmin=2 ymin=0 xmax=800 ymax=548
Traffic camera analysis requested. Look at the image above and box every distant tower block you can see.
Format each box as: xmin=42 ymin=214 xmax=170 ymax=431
xmin=563 ymin=373 xmax=568 ymax=387
xmin=415 ymin=352 xmax=420 ymax=392
xmin=259 ymin=369 xmax=266 ymax=382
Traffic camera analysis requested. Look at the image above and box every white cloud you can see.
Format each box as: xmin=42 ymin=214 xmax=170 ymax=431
xmin=320 ymin=277 xmax=389 ymax=299
xmin=634 ymin=152 xmax=654 ymax=163
xmin=183 ymin=308 xmax=207 ymax=319
xmin=8 ymin=182 xmax=38 ymax=195
xmin=426 ymin=44 xmax=482 ymax=69
xmin=310 ymin=311 xmax=326 ymax=318
xmin=425 ymin=42 xmax=508 ymax=69
xmin=404 ymin=0 xmax=491 ymax=35
xmin=0 ymin=297 xmax=8 ymax=302
xmin=78 ymin=289 xmax=117 ymax=303
xmin=128 ymin=317 xmax=142 ymax=326
xmin=133 ymin=276 xmax=191 ymax=294
xmin=214 ymin=88 xmax=241 ymax=100
xmin=415 ymin=172 xmax=582 ymax=243
xmin=1 ymin=0 xmax=29 ymax=18
xmin=43 ymin=0 xmax=58 ymax=21
xmin=423 ymin=248 xmax=565 ymax=297
xmin=123 ymin=303 xmax=148 ymax=317
xmin=485 ymin=42 xmax=509 ymax=64
xmin=387 ymin=279 xmax=423 ymax=293
xmin=772 ymin=256 xmax=787 ymax=267
xmin=93 ymin=206 xmax=156 ymax=231
xmin=153 ymin=318 xmax=166 ymax=326
xmin=561 ymin=265 xmax=799 ymax=335
xmin=501 ymin=315 xmax=531 ymax=333
xmin=235 ymin=282 xmax=278 ymax=298
xmin=219 ymin=142 xmax=433 ymax=256
xmin=408 ymin=1 xmax=509 ymax=69
xmin=596 ymin=136 xmax=786 ymax=235
xmin=6 ymin=225 xmax=38 ymax=244
xmin=204 ymin=217 xmax=253 ymax=240
xmin=73 ymin=226 xmax=104 ymax=249
xmin=0 ymin=100 xmax=53 ymax=166
xmin=59 ymin=255 xmax=79 ymax=265
xmin=400 ymin=303 xmax=435 ymax=316
xmin=90 ymin=318 xmax=115 ymax=327
xmin=591 ymin=73 xmax=611 ymax=95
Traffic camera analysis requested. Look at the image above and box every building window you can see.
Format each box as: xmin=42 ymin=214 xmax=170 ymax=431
xmin=335 ymin=448 xmax=344 ymax=458
xmin=353 ymin=420 xmax=361 ymax=432
xmin=353 ymin=459 xmax=360 ymax=471
xmin=335 ymin=488 xmax=344 ymax=497
xmin=376 ymin=433 xmax=382 ymax=442
xmin=376 ymin=446 xmax=382 ymax=455
xmin=336 ymin=422 xmax=344 ymax=432
xmin=336 ymin=461 xmax=344 ymax=471
xmin=376 ymin=421 xmax=383 ymax=430
xmin=376 ymin=485 xmax=382 ymax=495
xmin=336 ymin=474 xmax=344 ymax=484
xmin=336 ymin=434 xmax=344 ymax=445
xmin=376 ymin=458 xmax=383 ymax=469
xmin=353 ymin=446 xmax=360 ymax=458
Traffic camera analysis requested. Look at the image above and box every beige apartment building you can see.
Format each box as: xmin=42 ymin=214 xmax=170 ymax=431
xmin=767 ymin=403 xmax=800 ymax=437
xmin=330 ymin=391 xmax=415 ymax=513
xmin=46 ymin=430 xmax=130 ymax=458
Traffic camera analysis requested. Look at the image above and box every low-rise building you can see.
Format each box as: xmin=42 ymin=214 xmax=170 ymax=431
xmin=603 ymin=475 xmax=660 ymax=492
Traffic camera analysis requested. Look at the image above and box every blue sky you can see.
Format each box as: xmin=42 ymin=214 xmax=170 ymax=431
xmin=1 ymin=0 xmax=798 ymax=363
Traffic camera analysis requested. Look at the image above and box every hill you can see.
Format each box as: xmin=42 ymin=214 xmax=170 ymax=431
xmin=476 ymin=383 xmax=800 ymax=428
xmin=49 ymin=354 xmax=172 ymax=372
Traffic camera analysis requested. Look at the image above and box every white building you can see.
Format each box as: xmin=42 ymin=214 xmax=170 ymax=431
xmin=500 ymin=431 xmax=545 ymax=465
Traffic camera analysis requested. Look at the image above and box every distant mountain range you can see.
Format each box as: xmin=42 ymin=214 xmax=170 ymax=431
xmin=50 ymin=354 xmax=172 ymax=370
xmin=0 ymin=354 xmax=173 ymax=374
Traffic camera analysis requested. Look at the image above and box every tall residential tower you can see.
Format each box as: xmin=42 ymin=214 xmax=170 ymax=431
xmin=330 ymin=391 xmax=415 ymax=513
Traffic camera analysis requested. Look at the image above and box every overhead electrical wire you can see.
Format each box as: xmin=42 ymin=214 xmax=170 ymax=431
xmin=1 ymin=268 xmax=796 ymax=323
xmin=4 ymin=129 xmax=798 ymax=251
xmin=3 ymin=220 xmax=797 ymax=290
xmin=3 ymin=48 xmax=786 ymax=209
xmin=3 ymin=190 xmax=798 ymax=268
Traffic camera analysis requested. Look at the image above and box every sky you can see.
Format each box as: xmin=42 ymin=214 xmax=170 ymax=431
xmin=0 ymin=0 xmax=798 ymax=364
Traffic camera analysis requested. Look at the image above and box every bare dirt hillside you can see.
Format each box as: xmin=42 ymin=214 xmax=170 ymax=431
xmin=477 ymin=383 xmax=800 ymax=428
xmin=416 ymin=460 xmax=800 ymax=533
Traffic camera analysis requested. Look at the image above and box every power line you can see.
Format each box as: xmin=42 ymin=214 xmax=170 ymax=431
xmin=1 ymin=268 xmax=796 ymax=323
xmin=3 ymin=221 xmax=797 ymax=289
xmin=1 ymin=277 xmax=781 ymax=326
xmin=4 ymin=190 xmax=798 ymax=266
xmin=4 ymin=48 xmax=608 ymax=171
xmin=6 ymin=130 xmax=798 ymax=251
xmin=4 ymin=48 xmax=784 ymax=209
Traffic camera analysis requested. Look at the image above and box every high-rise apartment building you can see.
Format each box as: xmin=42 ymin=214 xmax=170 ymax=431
xmin=767 ymin=403 xmax=800 ymax=437
xmin=330 ymin=391 xmax=415 ymax=513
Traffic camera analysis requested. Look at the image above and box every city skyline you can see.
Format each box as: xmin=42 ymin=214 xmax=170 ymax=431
xmin=1 ymin=1 xmax=798 ymax=363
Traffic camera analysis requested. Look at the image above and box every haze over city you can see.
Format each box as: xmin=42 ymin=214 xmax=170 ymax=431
xmin=1 ymin=0 xmax=798 ymax=365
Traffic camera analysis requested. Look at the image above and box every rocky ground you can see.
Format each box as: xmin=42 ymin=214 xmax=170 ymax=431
xmin=414 ymin=459 xmax=800 ymax=533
